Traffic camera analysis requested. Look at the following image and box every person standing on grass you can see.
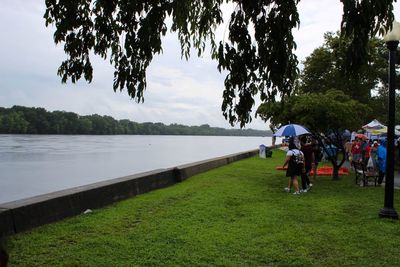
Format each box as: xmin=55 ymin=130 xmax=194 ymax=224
xmin=300 ymin=136 xmax=314 ymax=192
xmin=369 ymin=141 xmax=379 ymax=170
xmin=344 ymin=139 xmax=352 ymax=161
xmin=361 ymin=138 xmax=369 ymax=164
xmin=351 ymin=138 xmax=362 ymax=164
xmin=377 ymin=140 xmax=387 ymax=185
xmin=364 ymin=140 xmax=372 ymax=166
xmin=311 ymin=138 xmax=322 ymax=181
xmin=282 ymin=141 xmax=304 ymax=195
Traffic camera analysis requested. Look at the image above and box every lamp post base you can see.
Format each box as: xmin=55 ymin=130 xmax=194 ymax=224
xmin=379 ymin=207 xmax=399 ymax=219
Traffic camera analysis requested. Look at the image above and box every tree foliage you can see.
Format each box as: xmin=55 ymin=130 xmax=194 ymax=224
xmin=340 ymin=0 xmax=395 ymax=72
xmin=0 ymin=106 xmax=269 ymax=136
xmin=295 ymin=31 xmax=400 ymax=125
xmin=368 ymin=87 xmax=400 ymax=125
xmin=297 ymin=32 xmax=388 ymax=104
xmin=257 ymin=90 xmax=370 ymax=133
xmin=44 ymin=0 xmax=396 ymax=127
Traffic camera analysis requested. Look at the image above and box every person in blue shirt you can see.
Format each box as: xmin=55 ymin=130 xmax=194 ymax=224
xmin=377 ymin=140 xmax=387 ymax=185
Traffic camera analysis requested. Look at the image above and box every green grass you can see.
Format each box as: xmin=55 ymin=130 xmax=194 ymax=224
xmin=6 ymin=149 xmax=400 ymax=266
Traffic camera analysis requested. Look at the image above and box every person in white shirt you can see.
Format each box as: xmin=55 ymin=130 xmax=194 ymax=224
xmin=282 ymin=141 xmax=305 ymax=195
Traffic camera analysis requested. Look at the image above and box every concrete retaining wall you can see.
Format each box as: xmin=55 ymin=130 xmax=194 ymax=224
xmin=0 ymin=149 xmax=261 ymax=236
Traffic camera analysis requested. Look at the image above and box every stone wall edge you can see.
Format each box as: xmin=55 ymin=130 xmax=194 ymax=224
xmin=1 ymin=147 xmax=267 ymax=235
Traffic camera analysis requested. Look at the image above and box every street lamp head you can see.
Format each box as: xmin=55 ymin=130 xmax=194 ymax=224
xmin=384 ymin=20 xmax=400 ymax=42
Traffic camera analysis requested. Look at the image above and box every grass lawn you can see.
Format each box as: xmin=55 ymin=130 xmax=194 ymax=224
xmin=6 ymin=149 xmax=400 ymax=266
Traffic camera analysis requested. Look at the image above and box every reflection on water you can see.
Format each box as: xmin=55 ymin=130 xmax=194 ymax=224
xmin=0 ymin=135 xmax=273 ymax=204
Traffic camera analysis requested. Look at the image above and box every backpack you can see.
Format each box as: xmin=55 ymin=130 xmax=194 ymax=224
xmin=290 ymin=150 xmax=304 ymax=167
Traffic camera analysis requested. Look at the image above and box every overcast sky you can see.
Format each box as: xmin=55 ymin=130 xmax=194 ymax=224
xmin=0 ymin=1 xmax=399 ymax=130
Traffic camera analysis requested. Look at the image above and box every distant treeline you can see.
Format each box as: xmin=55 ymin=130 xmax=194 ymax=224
xmin=0 ymin=106 xmax=271 ymax=136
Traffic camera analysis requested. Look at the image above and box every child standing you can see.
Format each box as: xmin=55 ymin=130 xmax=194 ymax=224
xmin=283 ymin=142 xmax=305 ymax=195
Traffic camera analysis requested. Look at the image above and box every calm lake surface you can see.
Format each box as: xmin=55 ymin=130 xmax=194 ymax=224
xmin=0 ymin=135 xmax=274 ymax=204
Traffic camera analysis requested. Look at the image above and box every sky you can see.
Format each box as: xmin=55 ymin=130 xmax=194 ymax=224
xmin=0 ymin=1 xmax=399 ymax=131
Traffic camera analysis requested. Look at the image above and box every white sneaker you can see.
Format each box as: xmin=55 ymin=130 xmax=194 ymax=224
xmin=284 ymin=187 xmax=290 ymax=193
xmin=293 ymin=191 xmax=300 ymax=195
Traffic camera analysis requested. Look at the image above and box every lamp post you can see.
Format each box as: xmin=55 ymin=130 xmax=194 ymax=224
xmin=379 ymin=21 xmax=400 ymax=219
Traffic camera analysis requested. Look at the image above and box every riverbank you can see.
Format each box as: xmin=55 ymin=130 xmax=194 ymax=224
xmin=6 ymin=149 xmax=400 ymax=266
xmin=0 ymin=106 xmax=271 ymax=136
xmin=0 ymin=149 xmax=259 ymax=235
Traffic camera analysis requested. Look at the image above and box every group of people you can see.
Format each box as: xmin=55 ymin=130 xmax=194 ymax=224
xmin=282 ymin=136 xmax=321 ymax=195
xmin=345 ymin=137 xmax=387 ymax=185
xmin=282 ymin=134 xmax=391 ymax=192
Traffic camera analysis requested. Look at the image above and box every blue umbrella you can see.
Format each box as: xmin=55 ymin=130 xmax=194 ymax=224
xmin=273 ymin=124 xmax=310 ymax=137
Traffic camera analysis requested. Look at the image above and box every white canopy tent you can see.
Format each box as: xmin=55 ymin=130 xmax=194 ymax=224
xmin=361 ymin=119 xmax=400 ymax=138
xmin=367 ymin=126 xmax=400 ymax=136
xmin=362 ymin=119 xmax=386 ymax=130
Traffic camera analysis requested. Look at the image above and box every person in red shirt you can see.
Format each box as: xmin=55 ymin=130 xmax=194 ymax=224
xmin=364 ymin=140 xmax=372 ymax=165
xmin=351 ymin=138 xmax=362 ymax=163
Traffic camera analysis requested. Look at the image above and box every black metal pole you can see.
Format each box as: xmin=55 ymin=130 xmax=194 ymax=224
xmin=379 ymin=40 xmax=399 ymax=219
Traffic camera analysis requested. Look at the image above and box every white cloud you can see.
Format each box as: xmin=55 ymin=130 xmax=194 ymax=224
xmin=293 ymin=1 xmax=342 ymax=61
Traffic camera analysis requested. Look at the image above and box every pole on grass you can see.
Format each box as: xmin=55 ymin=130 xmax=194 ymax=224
xmin=379 ymin=21 xmax=400 ymax=219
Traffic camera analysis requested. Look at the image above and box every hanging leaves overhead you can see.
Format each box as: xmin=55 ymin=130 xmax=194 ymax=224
xmin=340 ymin=0 xmax=395 ymax=73
xmin=44 ymin=0 xmax=395 ymax=127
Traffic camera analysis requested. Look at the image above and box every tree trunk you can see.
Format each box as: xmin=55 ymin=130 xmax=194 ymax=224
xmin=332 ymin=164 xmax=340 ymax=180
xmin=315 ymin=130 xmax=346 ymax=181
xmin=0 ymin=241 xmax=8 ymax=267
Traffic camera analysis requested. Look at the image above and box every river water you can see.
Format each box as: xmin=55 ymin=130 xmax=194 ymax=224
xmin=0 ymin=135 xmax=274 ymax=204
